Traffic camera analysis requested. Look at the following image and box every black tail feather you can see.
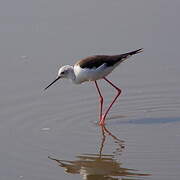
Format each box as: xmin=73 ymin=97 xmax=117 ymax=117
xmin=115 ymin=48 xmax=143 ymax=63
xmin=127 ymin=48 xmax=143 ymax=56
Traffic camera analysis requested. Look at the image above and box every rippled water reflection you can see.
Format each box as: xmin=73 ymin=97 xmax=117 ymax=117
xmin=49 ymin=126 xmax=150 ymax=180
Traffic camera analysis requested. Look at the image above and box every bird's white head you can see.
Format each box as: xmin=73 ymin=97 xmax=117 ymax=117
xmin=58 ymin=65 xmax=74 ymax=79
xmin=44 ymin=65 xmax=75 ymax=90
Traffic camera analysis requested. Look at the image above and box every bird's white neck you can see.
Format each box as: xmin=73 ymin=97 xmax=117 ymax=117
xmin=66 ymin=66 xmax=77 ymax=83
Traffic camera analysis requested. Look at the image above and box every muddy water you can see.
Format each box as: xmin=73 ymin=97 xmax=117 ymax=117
xmin=0 ymin=1 xmax=180 ymax=180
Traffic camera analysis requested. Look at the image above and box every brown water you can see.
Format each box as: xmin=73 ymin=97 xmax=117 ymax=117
xmin=0 ymin=0 xmax=180 ymax=179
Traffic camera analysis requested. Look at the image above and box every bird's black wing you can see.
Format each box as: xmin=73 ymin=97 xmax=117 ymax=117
xmin=75 ymin=48 xmax=143 ymax=69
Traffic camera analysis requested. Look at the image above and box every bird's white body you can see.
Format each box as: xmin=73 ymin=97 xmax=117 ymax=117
xmin=57 ymin=63 xmax=118 ymax=84
xmin=74 ymin=64 xmax=116 ymax=84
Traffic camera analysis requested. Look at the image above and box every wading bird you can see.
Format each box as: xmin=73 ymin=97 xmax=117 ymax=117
xmin=44 ymin=49 xmax=143 ymax=125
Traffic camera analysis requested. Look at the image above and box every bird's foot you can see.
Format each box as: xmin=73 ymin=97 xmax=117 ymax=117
xmin=99 ymin=115 xmax=105 ymax=126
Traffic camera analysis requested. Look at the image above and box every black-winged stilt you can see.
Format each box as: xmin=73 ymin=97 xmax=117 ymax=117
xmin=44 ymin=48 xmax=143 ymax=125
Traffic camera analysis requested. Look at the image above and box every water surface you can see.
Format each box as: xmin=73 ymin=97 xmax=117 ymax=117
xmin=0 ymin=0 xmax=180 ymax=180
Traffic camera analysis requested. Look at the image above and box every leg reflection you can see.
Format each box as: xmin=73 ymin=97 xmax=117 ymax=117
xmin=48 ymin=126 xmax=150 ymax=179
xmin=99 ymin=125 xmax=124 ymax=157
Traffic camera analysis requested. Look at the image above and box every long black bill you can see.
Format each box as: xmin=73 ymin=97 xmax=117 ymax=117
xmin=44 ymin=76 xmax=61 ymax=91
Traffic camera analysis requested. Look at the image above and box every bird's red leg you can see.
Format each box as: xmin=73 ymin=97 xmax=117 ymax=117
xmin=94 ymin=81 xmax=104 ymax=122
xmin=100 ymin=77 xmax=121 ymax=125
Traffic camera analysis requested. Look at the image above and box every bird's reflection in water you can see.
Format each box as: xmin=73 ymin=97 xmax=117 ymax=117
xmin=49 ymin=126 xmax=150 ymax=180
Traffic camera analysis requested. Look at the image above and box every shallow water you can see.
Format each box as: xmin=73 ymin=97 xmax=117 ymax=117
xmin=0 ymin=0 xmax=180 ymax=180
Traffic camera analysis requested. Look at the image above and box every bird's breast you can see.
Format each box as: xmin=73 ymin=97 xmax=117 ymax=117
xmin=74 ymin=64 xmax=115 ymax=84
